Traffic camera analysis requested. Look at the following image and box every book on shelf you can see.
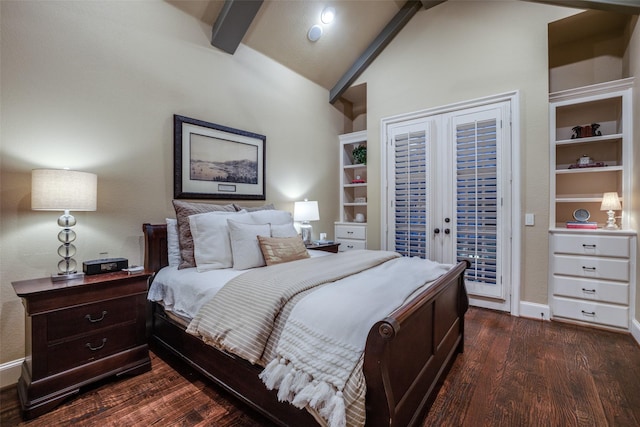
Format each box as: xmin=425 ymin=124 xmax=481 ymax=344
xmin=566 ymin=221 xmax=598 ymax=229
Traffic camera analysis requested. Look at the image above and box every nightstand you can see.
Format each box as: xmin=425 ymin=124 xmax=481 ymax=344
xmin=11 ymin=271 xmax=152 ymax=419
xmin=306 ymin=242 xmax=341 ymax=253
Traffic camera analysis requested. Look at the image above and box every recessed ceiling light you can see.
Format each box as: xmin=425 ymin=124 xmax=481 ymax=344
xmin=321 ymin=7 xmax=335 ymax=24
xmin=307 ymin=24 xmax=323 ymax=42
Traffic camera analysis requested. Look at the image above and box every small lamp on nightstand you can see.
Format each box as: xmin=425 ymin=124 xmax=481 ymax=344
xmin=32 ymin=169 xmax=97 ymax=281
xmin=600 ymin=192 xmax=621 ymax=230
xmin=294 ymin=199 xmax=319 ymax=245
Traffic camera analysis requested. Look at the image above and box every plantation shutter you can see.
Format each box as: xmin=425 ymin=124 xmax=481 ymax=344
xmin=392 ymin=124 xmax=430 ymax=258
xmin=455 ymin=116 xmax=501 ymax=292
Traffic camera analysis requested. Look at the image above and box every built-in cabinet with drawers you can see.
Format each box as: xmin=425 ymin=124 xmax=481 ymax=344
xmin=335 ymin=130 xmax=367 ymax=251
xmin=548 ymin=78 xmax=636 ymax=331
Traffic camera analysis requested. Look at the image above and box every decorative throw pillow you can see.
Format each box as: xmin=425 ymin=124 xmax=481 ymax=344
xmin=233 ymin=203 xmax=275 ymax=212
xmin=227 ymin=220 xmax=271 ymax=270
xmin=166 ymin=218 xmax=181 ymax=267
xmin=247 ymin=209 xmax=293 ymax=225
xmin=258 ymin=236 xmax=310 ymax=266
xmin=172 ymin=200 xmax=235 ymax=269
xmin=189 ymin=211 xmax=249 ymax=272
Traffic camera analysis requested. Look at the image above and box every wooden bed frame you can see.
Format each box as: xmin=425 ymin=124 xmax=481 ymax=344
xmin=143 ymin=223 xmax=469 ymax=427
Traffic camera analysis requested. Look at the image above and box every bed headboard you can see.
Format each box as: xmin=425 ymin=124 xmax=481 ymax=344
xmin=143 ymin=223 xmax=168 ymax=273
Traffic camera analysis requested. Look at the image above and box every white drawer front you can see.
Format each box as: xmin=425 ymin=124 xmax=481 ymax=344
xmin=335 ymin=225 xmax=366 ymax=240
xmin=552 ymin=255 xmax=629 ymax=282
xmin=553 ymin=276 xmax=628 ymax=305
xmin=336 ymin=239 xmax=366 ymax=252
xmin=552 ymin=296 xmax=628 ymax=329
xmin=552 ymin=234 xmax=630 ymax=258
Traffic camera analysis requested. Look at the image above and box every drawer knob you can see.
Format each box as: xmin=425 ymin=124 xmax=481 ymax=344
xmin=85 ymin=311 xmax=108 ymax=323
xmin=581 ymin=288 xmax=596 ymax=294
xmin=581 ymin=310 xmax=596 ymax=317
xmin=86 ymin=338 xmax=107 ymax=351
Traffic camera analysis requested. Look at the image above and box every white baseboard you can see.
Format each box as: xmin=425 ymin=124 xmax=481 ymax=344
xmin=519 ymin=301 xmax=551 ymax=321
xmin=632 ymin=318 xmax=640 ymax=346
xmin=0 ymin=358 xmax=23 ymax=389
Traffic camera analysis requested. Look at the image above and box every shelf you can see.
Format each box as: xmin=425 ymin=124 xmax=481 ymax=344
xmin=555 ymin=133 xmax=622 ymax=145
xmin=556 ymin=195 xmax=624 ymax=203
xmin=344 ymin=203 xmax=367 ymax=207
xmin=344 ymin=183 xmax=367 ymax=188
xmin=344 ymin=164 xmax=366 ymax=170
xmin=556 ymin=165 xmax=622 ymax=174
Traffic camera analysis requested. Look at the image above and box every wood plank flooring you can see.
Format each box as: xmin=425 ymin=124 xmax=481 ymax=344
xmin=2 ymin=307 xmax=639 ymax=426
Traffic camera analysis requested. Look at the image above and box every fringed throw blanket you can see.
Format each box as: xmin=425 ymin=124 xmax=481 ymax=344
xmin=186 ymin=250 xmax=400 ymax=364
xmin=259 ymin=257 xmax=451 ymax=427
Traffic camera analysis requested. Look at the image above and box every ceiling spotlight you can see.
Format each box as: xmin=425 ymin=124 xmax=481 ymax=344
xmin=321 ymin=6 xmax=336 ymax=24
xmin=307 ymin=24 xmax=323 ymax=42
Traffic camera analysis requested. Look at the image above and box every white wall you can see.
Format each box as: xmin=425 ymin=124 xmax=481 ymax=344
xmin=0 ymin=1 xmax=343 ymax=369
xmin=356 ymin=0 xmax=578 ymax=306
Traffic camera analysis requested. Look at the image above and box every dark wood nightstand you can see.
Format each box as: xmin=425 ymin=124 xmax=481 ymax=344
xmin=306 ymin=242 xmax=341 ymax=253
xmin=11 ymin=271 xmax=152 ymax=419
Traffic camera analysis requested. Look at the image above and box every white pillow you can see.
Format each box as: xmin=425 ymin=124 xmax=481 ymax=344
xmin=247 ymin=210 xmax=293 ymax=225
xmin=166 ymin=218 xmax=181 ymax=267
xmin=227 ymin=220 xmax=271 ymax=270
xmin=189 ymin=211 xmax=249 ymax=272
xmin=271 ymin=222 xmax=299 ymax=238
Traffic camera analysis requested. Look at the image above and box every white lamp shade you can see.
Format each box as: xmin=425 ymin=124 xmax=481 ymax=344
xmin=293 ymin=200 xmax=319 ymax=222
xmin=32 ymin=169 xmax=97 ymax=211
xmin=600 ymin=192 xmax=621 ymax=211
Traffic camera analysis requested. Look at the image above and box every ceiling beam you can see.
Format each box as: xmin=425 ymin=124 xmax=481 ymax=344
xmin=524 ymin=0 xmax=640 ymax=15
xmin=329 ymin=0 xmax=446 ymax=104
xmin=211 ymin=0 xmax=264 ymax=54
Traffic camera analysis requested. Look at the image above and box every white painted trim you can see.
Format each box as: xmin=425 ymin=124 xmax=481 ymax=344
xmin=631 ymin=318 xmax=640 ymax=346
xmin=519 ymin=301 xmax=551 ymax=321
xmin=0 ymin=358 xmax=23 ymax=388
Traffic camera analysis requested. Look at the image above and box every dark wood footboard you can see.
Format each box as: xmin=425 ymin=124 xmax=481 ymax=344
xmin=142 ymin=223 xmax=468 ymax=427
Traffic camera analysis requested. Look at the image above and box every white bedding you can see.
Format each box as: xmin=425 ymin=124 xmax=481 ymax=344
xmin=148 ymin=249 xmax=331 ymax=319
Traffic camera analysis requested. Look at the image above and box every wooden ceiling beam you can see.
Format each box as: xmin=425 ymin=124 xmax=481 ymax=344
xmin=329 ymin=0 xmax=446 ymax=104
xmin=524 ymin=0 xmax=640 ymax=15
xmin=211 ymin=0 xmax=264 ymax=54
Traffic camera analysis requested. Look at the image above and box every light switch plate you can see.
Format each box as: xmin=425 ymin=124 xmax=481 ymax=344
xmin=525 ymin=213 xmax=535 ymax=226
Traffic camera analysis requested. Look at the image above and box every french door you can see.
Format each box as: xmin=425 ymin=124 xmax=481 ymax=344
xmin=384 ymin=100 xmax=513 ymax=311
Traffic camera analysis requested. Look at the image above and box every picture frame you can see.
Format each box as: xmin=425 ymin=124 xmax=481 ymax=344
xmin=174 ymin=115 xmax=266 ymax=200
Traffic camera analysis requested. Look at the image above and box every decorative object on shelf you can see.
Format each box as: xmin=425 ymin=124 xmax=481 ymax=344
xmin=352 ymin=175 xmax=365 ymax=184
xmin=355 ymin=213 xmax=365 ymax=223
xmin=31 ymin=169 xmax=97 ymax=281
xmin=354 ymin=197 xmax=366 ymax=203
xmin=352 ymin=145 xmax=367 ymax=165
xmin=294 ymin=199 xmax=320 ymax=245
xmin=173 ymin=115 xmax=266 ymax=200
xmin=600 ymin=192 xmax=621 ymax=230
xmin=571 ymin=123 xmax=602 ymax=139
xmin=578 ymin=155 xmax=592 ymax=165
xmin=572 ymin=208 xmax=591 ymax=222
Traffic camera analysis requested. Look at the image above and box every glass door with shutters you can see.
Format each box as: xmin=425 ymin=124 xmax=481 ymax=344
xmin=384 ymin=101 xmax=512 ymax=310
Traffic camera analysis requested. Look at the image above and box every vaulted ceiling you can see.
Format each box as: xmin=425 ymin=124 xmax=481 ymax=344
xmin=167 ymin=0 xmax=640 ymax=106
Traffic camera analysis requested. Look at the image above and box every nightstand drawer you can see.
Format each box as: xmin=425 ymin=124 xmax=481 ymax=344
xmin=552 ymin=255 xmax=629 ymax=282
xmin=47 ymin=296 xmax=138 ymax=342
xmin=335 ymin=225 xmax=366 ymax=240
xmin=336 ymin=239 xmax=366 ymax=251
xmin=552 ymin=234 xmax=630 ymax=257
xmin=552 ymin=276 xmax=628 ymax=305
xmin=552 ymin=296 xmax=628 ymax=329
xmin=47 ymin=324 xmax=138 ymax=375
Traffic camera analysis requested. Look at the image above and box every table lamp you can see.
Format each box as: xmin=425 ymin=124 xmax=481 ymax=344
xmin=294 ymin=199 xmax=319 ymax=245
xmin=600 ymin=192 xmax=621 ymax=230
xmin=32 ymin=169 xmax=97 ymax=280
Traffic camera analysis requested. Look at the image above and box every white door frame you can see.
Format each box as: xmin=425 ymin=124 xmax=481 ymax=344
xmin=380 ymin=91 xmax=521 ymax=316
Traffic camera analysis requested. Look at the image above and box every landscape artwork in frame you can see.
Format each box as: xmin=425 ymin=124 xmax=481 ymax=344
xmin=174 ymin=115 xmax=266 ymax=200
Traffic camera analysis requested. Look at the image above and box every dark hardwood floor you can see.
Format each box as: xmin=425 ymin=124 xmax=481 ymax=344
xmin=2 ymin=307 xmax=639 ymax=426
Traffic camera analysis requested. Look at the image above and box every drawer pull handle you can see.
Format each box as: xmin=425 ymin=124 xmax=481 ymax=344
xmin=581 ymin=288 xmax=596 ymax=294
xmin=347 ymin=231 xmax=354 ymax=235
xmin=582 ymin=244 xmax=596 ymax=249
xmin=582 ymin=266 xmax=596 ymax=272
xmin=581 ymin=310 xmax=596 ymax=317
xmin=86 ymin=338 xmax=107 ymax=351
xmin=85 ymin=311 xmax=107 ymax=323
xmin=347 ymin=245 xmax=354 ymax=249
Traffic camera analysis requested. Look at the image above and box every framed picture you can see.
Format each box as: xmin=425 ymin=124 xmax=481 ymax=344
xmin=174 ymin=115 xmax=266 ymax=200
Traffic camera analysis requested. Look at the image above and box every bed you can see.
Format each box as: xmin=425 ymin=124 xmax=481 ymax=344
xmin=143 ymin=215 xmax=469 ymax=427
